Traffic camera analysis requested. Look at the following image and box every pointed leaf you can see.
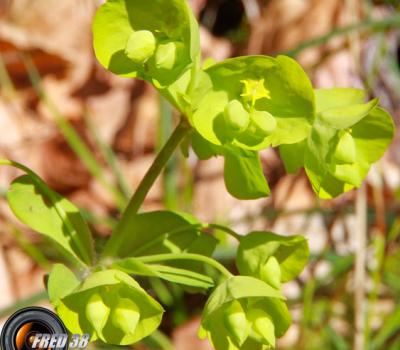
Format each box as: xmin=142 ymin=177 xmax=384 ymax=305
xmin=7 ymin=175 xmax=94 ymax=266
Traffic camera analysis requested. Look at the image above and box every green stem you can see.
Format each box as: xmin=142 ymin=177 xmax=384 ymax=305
xmin=137 ymin=253 xmax=233 ymax=278
xmin=207 ymin=223 xmax=242 ymax=241
xmin=102 ymin=120 xmax=191 ymax=257
xmin=284 ymin=15 xmax=400 ymax=57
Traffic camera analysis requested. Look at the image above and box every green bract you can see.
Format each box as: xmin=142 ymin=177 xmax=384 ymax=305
xmin=92 ymin=0 xmax=199 ymax=87
xmin=103 ymin=210 xmax=217 ymax=261
xmin=305 ymin=89 xmax=394 ymax=198
xmin=49 ymin=268 xmax=164 ymax=345
xmin=199 ymin=276 xmax=290 ymax=350
xmin=280 ymin=88 xmax=394 ymax=198
xmin=236 ymin=232 xmax=309 ymax=283
xmin=191 ymin=55 xmax=315 ymax=150
xmin=0 ymin=0 xmax=395 ymax=349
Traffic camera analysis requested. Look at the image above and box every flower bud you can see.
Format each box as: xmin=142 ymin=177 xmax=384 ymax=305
xmin=111 ymin=298 xmax=140 ymax=336
xmin=154 ymin=41 xmax=184 ymax=70
xmin=249 ymin=111 xmax=277 ymax=137
xmin=224 ymin=100 xmax=250 ymax=132
xmin=259 ymin=256 xmax=281 ymax=289
xmin=222 ymin=300 xmax=249 ymax=346
xmin=125 ymin=30 xmax=156 ymax=64
xmin=248 ymin=309 xmax=275 ymax=347
xmin=334 ymin=132 xmax=356 ymax=164
xmin=85 ymin=293 xmax=110 ymax=337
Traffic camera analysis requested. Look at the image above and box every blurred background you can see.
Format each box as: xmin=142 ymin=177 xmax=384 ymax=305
xmin=1 ymin=0 xmax=400 ymax=349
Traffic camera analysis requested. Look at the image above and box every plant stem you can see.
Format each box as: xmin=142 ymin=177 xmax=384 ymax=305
xmin=137 ymin=253 xmax=233 ymax=279
xmin=284 ymin=15 xmax=400 ymax=57
xmin=102 ymin=119 xmax=191 ymax=257
xmin=354 ymin=183 xmax=367 ymax=350
xmin=207 ymin=223 xmax=242 ymax=241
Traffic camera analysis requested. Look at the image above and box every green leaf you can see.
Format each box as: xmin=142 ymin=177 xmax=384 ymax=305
xmin=111 ymin=257 xmax=159 ymax=277
xmin=201 ymin=277 xmax=289 ymax=350
xmin=55 ymin=269 xmax=164 ymax=345
xmin=47 ymin=264 xmax=80 ymax=304
xmin=370 ymin=307 xmax=400 ymax=350
xmin=191 ymin=55 xmax=315 ymax=150
xmin=305 ymin=107 xmax=394 ymax=198
xmin=150 ymin=264 xmax=214 ymax=289
xmin=315 ymin=88 xmax=366 ymax=113
xmin=112 ymin=257 xmax=214 ymax=289
xmin=104 ymin=210 xmax=217 ymax=258
xmin=7 ymin=175 xmax=94 ymax=266
xmin=92 ymin=0 xmax=199 ymax=88
xmin=203 ymin=276 xmax=284 ymax=320
xmin=236 ymin=231 xmax=309 ymax=283
xmin=319 ymin=98 xmax=378 ymax=129
xmin=223 ymin=147 xmax=270 ymax=200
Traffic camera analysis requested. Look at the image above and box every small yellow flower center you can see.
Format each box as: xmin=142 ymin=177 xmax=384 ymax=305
xmin=240 ymin=79 xmax=271 ymax=107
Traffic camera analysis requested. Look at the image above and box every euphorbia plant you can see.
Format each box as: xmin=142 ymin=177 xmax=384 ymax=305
xmin=0 ymin=0 xmax=394 ymax=349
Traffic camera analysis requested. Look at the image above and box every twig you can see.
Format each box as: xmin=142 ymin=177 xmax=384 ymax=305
xmin=354 ymin=183 xmax=367 ymax=350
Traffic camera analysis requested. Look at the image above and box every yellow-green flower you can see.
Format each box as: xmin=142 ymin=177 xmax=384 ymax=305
xmin=240 ymin=79 xmax=271 ymax=107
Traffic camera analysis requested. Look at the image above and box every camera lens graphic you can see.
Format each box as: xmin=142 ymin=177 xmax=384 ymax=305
xmin=0 ymin=307 xmax=68 ymax=350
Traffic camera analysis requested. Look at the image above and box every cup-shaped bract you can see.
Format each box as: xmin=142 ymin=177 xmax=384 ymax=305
xmin=304 ymin=88 xmax=394 ymax=198
xmin=191 ymin=55 xmax=315 ymax=151
xmin=92 ymin=0 xmax=199 ymax=87
xmin=236 ymin=231 xmax=309 ymax=284
xmin=199 ymin=276 xmax=290 ymax=350
xmin=54 ymin=269 xmax=164 ymax=345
